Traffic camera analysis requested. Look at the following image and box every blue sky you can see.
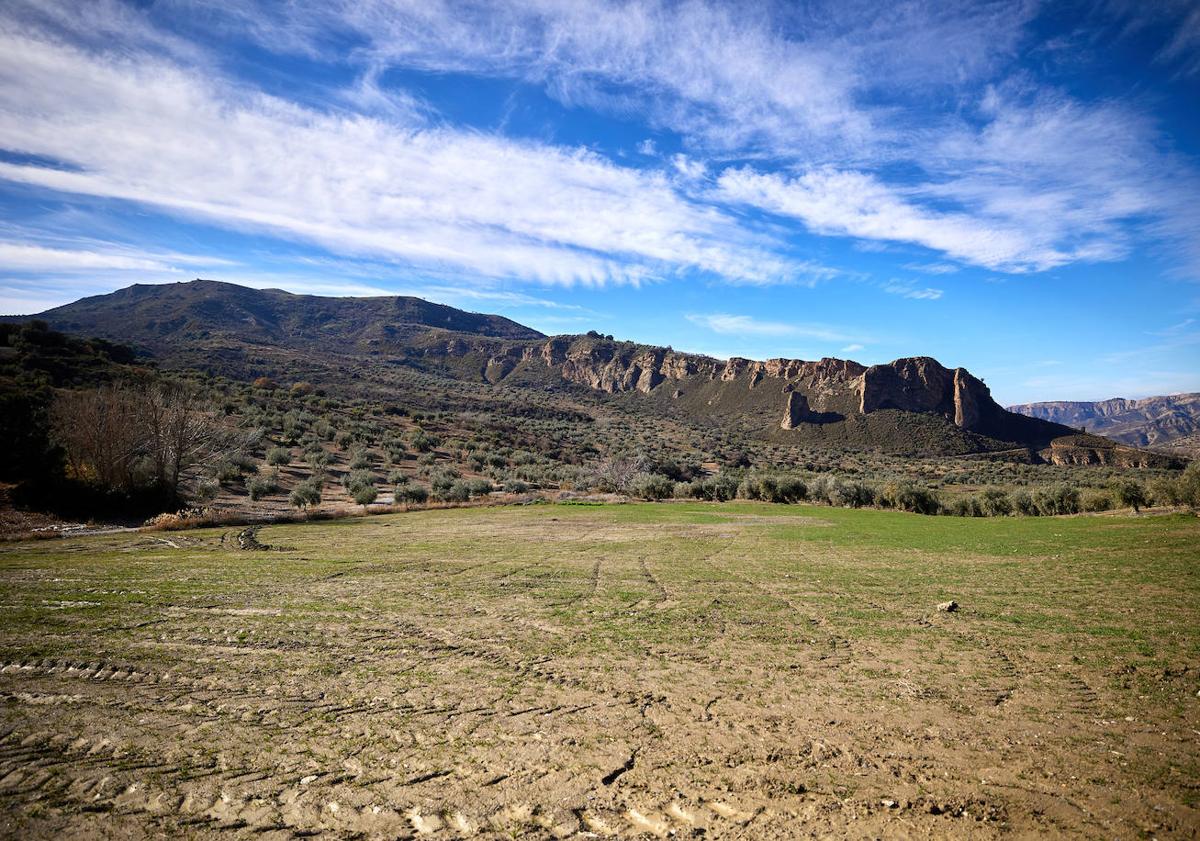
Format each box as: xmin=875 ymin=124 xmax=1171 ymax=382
xmin=0 ymin=0 xmax=1198 ymax=404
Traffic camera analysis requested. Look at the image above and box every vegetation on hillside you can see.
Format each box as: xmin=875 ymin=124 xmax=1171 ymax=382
xmin=0 ymin=317 xmax=1193 ymax=530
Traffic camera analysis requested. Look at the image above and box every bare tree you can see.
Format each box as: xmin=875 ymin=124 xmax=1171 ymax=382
xmin=138 ymin=381 xmax=233 ymax=497
xmin=590 ymin=455 xmax=648 ymax=493
xmin=51 ymin=385 xmax=144 ymax=491
xmin=52 ymin=380 xmax=235 ymax=500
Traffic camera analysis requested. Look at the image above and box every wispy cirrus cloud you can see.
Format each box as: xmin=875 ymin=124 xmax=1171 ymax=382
xmin=0 ymin=241 xmax=232 ymax=274
xmin=148 ymin=0 xmax=1200 ymax=277
xmin=1 ymin=0 xmax=1198 ymax=304
xmin=0 ymin=27 xmax=806 ymax=289
xmin=685 ymin=312 xmax=864 ymax=343
xmin=881 ymin=281 xmax=943 ymax=301
xmin=716 ymin=167 xmax=1061 ymax=272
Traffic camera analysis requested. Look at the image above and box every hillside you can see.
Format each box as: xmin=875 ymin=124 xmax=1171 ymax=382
xmin=24 ymin=279 xmax=544 ymax=348
xmin=1009 ymin=394 xmax=1200 ymax=457
xmin=7 ymin=279 xmax=1178 ymax=467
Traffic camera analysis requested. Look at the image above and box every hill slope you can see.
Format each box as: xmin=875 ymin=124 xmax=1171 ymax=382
xmin=8 ymin=280 xmax=1177 ymax=466
xmin=1009 ymin=394 xmax=1200 ymax=457
xmin=23 ymin=279 xmax=544 ymax=348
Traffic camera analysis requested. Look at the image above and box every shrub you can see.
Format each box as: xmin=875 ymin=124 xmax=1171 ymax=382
xmin=684 ymin=474 xmax=739 ymax=501
xmin=349 ymin=448 xmax=372 ymax=470
xmin=466 ymin=478 xmax=494 ymax=496
xmin=1179 ymin=462 xmax=1200 ymax=507
xmin=1033 ymin=484 xmax=1080 ymax=516
xmin=429 ymin=468 xmax=461 ymax=497
xmin=1081 ymin=489 xmax=1113 ymax=512
xmin=738 ymin=475 xmax=803 ymax=501
xmin=306 ymin=449 xmax=330 ymax=470
xmin=1110 ymin=478 xmax=1148 ymax=512
xmin=215 ymin=460 xmax=244 ymax=483
xmin=342 ymin=469 xmax=376 ymax=494
xmin=738 ymin=477 xmax=765 ymax=501
xmin=947 ymin=495 xmax=983 ymax=517
xmin=979 ymin=488 xmax=1012 ymax=517
xmin=398 ymin=485 xmax=429 ymax=504
xmin=410 ymin=428 xmax=439 ymax=453
xmin=247 ymin=470 xmax=279 ymax=501
xmin=1149 ymin=476 xmax=1182 ymax=507
xmin=629 ymin=472 xmax=674 ymax=500
xmin=265 ymin=446 xmax=291 ymax=466
xmin=1012 ymin=489 xmax=1038 ymax=516
xmin=352 ymin=485 xmax=378 ymax=506
xmin=437 ymin=480 xmax=472 ymax=502
xmin=774 ymin=477 xmax=808 ymax=503
xmin=830 ymin=480 xmax=874 ymax=508
xmin=193 ymin=479 xmax=220 ymax=503
xmin=881 ymin=482 xmax=940 ymax=515
xmin=504 ymin=479 xmax=530 ymax=493
xmin=289 ymin=478 xmax=322 ymax=510
xmin=387 ymin=469 xmax=409 ymax=485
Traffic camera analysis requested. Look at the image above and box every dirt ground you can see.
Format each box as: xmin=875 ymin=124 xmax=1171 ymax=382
xmin=0 ymin=503 xmax=1197 ymax=839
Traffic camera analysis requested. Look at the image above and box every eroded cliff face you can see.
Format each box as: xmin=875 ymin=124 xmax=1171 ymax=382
xmin=1039 ymin=439 xmax=1169 ymax=468
xmin=500 ymin=337 xmax=1005 ymax=433
xmin=418 ymin=334 xmax=1174 ymax=463
xmin=521 ymin=338 xmax=714 ymax=394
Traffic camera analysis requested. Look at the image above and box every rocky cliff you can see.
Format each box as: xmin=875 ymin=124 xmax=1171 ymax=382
xmin=1009 ymin=393 xmax=1200 ymax=456
xmin=502 ymin=339 xmax=1005 ymax=435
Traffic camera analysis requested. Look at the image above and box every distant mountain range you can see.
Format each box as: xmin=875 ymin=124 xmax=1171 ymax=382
xmin=6 ymin=279 xmax=1181 ymax=467
xmin=1009 ymin=394 xmax=1200 ymax=458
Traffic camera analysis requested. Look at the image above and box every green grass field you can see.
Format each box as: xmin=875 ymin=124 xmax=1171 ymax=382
xmin=1 ymin=502 xmax=1197 ymax=838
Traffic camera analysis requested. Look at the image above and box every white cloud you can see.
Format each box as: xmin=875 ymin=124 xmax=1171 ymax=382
xmin=903 ymin=261 xmax=959 ymax=275
xmin=0 ymin=28 xmax=805 ymax=288
xmin=882 ymin=282 xmax=943 ymax=301
xmin=1099 ymin=0 xmax=1200 ymax=78
xmin=280 ymin=0 xmax=872 ymax=160
xmin=671 ymin=154 xmax=707 ymax=181
xmin=717 ymin=167 xmax=1064 ymax=272
xmin=841 ymin=343 xmax=865 ymax=353
xmin=2 ymin=0 xmax=1197 ymax=291
xmin=169 ymin=1 xmax=1037 ymax=161
xmin=926 ymin=85 xmax=1189 ymax=269
xmin=0 ymin=241 xmax=233 ymax=274
xmin=685 ymin=312 xmax=861 ymax=343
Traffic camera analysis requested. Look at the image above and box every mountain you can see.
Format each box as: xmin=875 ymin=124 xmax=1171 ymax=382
xmin=1009 ymin=394 xmax=1200 ymax=457
xmin=23 ymin=279 xmax=543 ymax=347
xmin=6 ymin=279 xmax=1179 ymax=466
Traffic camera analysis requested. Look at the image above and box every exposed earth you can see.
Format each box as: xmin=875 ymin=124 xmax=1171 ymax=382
xmin=1 ymin=503 xmax=1198 ymax=839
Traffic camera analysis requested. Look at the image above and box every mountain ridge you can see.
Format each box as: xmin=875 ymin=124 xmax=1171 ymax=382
xmin=1009 ymin=394 xmax=1200 ymax=457
xmin=5 ymin=279 xmax=1180 ymax=467
xmin=20 ymin=279 xmax=544 ymax=345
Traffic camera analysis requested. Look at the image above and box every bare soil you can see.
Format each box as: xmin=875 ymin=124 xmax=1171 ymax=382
xmin=0 ymin=503 xmax=1197 ymax=838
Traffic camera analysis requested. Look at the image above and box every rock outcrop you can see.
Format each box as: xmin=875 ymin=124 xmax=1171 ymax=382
xmin=1010 ymin=393 xmax=1200 ymax=456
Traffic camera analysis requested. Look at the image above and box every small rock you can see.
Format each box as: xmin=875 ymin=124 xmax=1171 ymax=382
xmin=881 ymin=798 xmax=897 ymax=809
xmin=937 ymin=600 xmax=959 ymax=612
